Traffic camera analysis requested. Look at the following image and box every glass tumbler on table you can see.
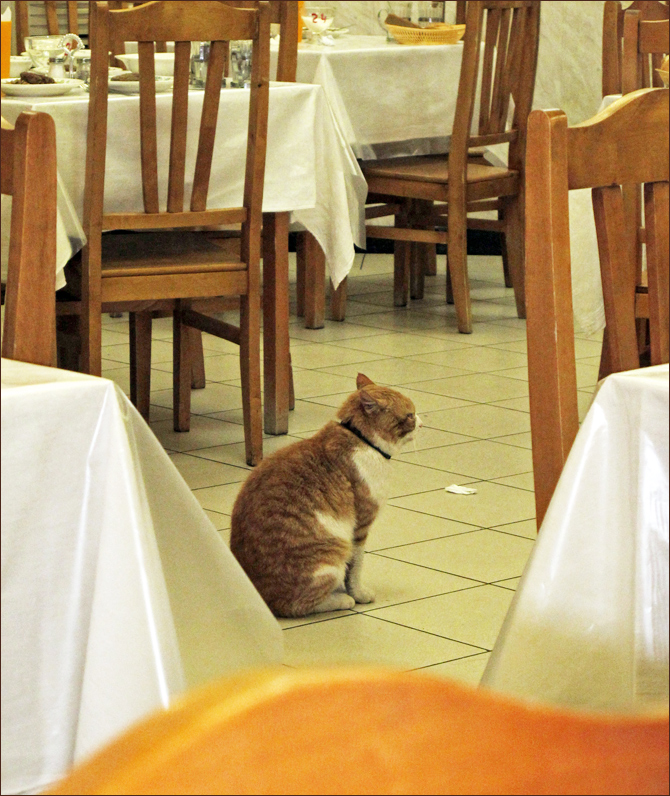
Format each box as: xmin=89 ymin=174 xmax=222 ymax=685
xmin=230 ymin=40 xmax=252 ymax=88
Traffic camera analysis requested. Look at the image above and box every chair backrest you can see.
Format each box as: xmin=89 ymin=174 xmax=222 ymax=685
xmin=45 ymin=667 xmax=669 ymax=795
xmin=450 ymin=0 xmax=541 ymax=181
xmin=602 ymin=0 xmax=669 ymax=97
xmin=219 ymin=1 xmax=299 ymax=81
xmin=525 ymin=88 xmax=669 ymax=527
xmin=1 ymin=112 xmax=57 ymax=368
xmin=622 ymin=11 xmax=670 ymax=93
xmin=455 ymin=0 xmax=467 ymax=25
xmin=85 ymin=0 xmax=270 ymax=239
xmin=14 ymin=1 xmax=81 ymax=54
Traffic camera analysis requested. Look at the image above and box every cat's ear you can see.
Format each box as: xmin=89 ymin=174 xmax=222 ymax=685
xmin=359 ymin=390 xmax=380 ymax=416
xmin=356 ymin=373 xmax=375 ymax=390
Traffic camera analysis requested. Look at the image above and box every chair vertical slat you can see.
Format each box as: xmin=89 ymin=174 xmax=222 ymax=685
xmin=489 ymin=7 xmax=511 ymax=134
xmin=67 ymin=0 xmax=79 ymax=34
xmin=277 ymin=0 xmax=299 ymax=81
xmin=622 ymin=10 xmax=642 ymax=93
xmin=525 ymin=109 xmax=579 ymax=529
xmin=191 ymin=39 xmax=226 ymax=212
xmin=241 ymin=2 xmax=271 ymax=267
xmin=478 ymin=7 xmax=499 ymax=135
xmin=644 ymin=181 xmax=670 ymax=366
xmin=45 ymin=0 xmax=60 ymax=33
xmin=592 ymin=185 xmax=641 ymax=373
xmin=602 ymin=1 xmax=622 ymax=96
xmin=138 ymin=40 xmax=159 ymax=213
xmin=508 ymin=0 xmax=540 ymax=171
xmin=498 ymin=5 xmax=526 ymax=134
xmin=167 ymin=40 xmax=191 ymax=213
xmin=81 ymin=0 xmax=110 ymax=375
xmin=15 ymin=1 xmax=30 ymax=55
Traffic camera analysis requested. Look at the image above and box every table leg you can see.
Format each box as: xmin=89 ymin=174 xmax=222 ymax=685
xmin=298 ymin=231 xmax=326 ymax=329
xmin=263 ymin=212 xmax=290 ymax=435
xmin=330 ymin=276 xmax=347 ymax=322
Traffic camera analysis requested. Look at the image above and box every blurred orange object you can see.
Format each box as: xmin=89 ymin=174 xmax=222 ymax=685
xmin=298 ymin=0 xmax=304 ymax=41
xmin=1 ymin=16 xmax=11 ymax=79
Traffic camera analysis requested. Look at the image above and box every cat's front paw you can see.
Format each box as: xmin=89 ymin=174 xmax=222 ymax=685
xmin=351 ymin=586 xmax=376 ymax=604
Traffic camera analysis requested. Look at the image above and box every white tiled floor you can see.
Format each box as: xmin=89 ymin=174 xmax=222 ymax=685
xmin=100 ymin=251 xmax=602 ymax=687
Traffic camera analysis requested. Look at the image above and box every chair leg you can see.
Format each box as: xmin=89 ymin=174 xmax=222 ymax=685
xmin=500 ymin=193 xmax=527 ymax=319
xmin=411 ymin=199 xmax=434 ymax=298
xmin=446 ymin=260 xmax=454 ymax=304
xmin=394 ymin=203 xmax=411 ymax=307
xmin=262 ymin=211 xmax=291 ymax=435
xmin=190 ymin=329 xmax=206 ymax=389
xmin=296 ymin=232 xmax=305 ymax=318
xmin=598 ymin=326 xmax=613 ymax=381
xmin=330 ymin=276 xmax=347 ymax=321
xmin=499 ymin=207 xmax=513 ymax=288
xmin=240 ymin=293 xmax=263 ymax=466
xmin=129 ymin=311 xmax=152 ymax=422
xmin=289 ymin=351 xmax=295 ymax=411
xmin=447 ymin=200 xmax=473 ymax=334
xmin=173 ymin=302 xmax=191 ymax=432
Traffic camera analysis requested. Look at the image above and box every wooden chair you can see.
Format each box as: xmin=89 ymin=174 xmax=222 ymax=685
xmin=525 ymin=88 xmax=669 ymax=529
xmin=14 ymin=1 xmax=81 ymax=54
xmin=61 ymin=0 xmax=271 ymax=465
xmin=44 ymin=667 xmax=669 ymax=795
xmin=358 ymin=0 xmax=541 ymax=334
xmin=602 ymin=0 xmax=669 ymax=98
xmin=622 ymin=10 xmax=669 ymax=93
xmin=1 ymin=112 xmax=57 ymax=367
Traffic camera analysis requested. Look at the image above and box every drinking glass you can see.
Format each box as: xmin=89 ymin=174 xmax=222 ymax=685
xmin=416 ymin=1 xmax=446 ymax=25
xmin=230 ymin=41 xmax=252 ymax=88
xmin=377 ymin=2 xmax=412 ymax=42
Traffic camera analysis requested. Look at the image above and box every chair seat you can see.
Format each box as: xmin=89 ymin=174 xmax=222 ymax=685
xmin=101 ymin=231 xmax=244 ymax=277
xmin=360 ymin=155 xmax=516 ymax=185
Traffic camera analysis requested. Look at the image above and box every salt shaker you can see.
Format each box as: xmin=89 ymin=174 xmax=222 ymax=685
xmin=48 ymin=54 xmax=66 ymax=80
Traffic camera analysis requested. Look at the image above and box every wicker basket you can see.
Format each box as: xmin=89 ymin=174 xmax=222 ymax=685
xmin=387 ymin=23 xmax=465 ymax=46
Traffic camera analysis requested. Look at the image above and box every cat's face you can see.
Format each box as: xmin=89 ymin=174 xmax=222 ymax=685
xmin=339 ymin=374 xmax=422 ymax=452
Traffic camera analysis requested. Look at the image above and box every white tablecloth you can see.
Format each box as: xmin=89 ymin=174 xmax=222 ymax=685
xmin=482 ymin=365 xmax=669 ymax=714
xmin=0 ymin=359 xmax=283 ymax=796
xmin=272 ymin=35 xmax=467 ymax=159
xmin=1 ymin=81 xmax=366 ymax=290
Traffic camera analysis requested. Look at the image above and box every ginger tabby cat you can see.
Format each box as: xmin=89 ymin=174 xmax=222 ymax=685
xmin=230 ymin=374 xmax=422 ymax=617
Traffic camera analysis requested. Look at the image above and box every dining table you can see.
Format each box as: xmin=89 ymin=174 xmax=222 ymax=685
xmin=481 ymin=364 xmax=669 ymax=714
xmin=0 ymin=357 xmax=284 ymax=796
xmin=0 ymin=79 xmax=367 ymax=435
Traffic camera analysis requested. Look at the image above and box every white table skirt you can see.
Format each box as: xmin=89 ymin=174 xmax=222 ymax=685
xmin=0 ymin=359 xmax=283 ymax=796
xmin=272 ymin=35 xmax=466 ymax=160
xmin=1 ymin=81 xmax=366 ymax=291
xmin=482 ymin=365 xmax=669 ymax=713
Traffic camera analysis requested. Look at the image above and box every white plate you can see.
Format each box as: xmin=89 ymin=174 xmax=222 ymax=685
xmin=108 ymin=73 xmax=173 ymax=94
xmin=1 ymin=77 xmax=84 ymax=97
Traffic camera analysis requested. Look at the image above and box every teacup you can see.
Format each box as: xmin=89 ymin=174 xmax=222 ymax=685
xmin=9 ymin=54 xmax=32 ymax=77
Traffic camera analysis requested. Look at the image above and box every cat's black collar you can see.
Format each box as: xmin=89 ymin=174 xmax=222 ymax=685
xmin=340 ymin=420 xmax=392 ymax=460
